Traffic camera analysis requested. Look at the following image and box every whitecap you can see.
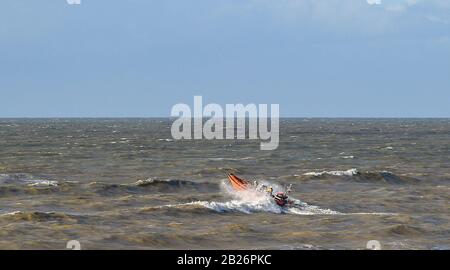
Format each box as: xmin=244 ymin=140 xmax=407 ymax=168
xmin=157 ymin=138 xmax=174 ymax=142
xmin=28 ymin=180 xmax=58 ymax=187
xmin=209 ymin=157 xmax=254 ymax=161
xmin=1 ymin=211 xmax=22 ymax=217
xmin=163 ymin=182 xmax=340 ymax=216
xmin=303 ymin=168 xmax=359 ymax=177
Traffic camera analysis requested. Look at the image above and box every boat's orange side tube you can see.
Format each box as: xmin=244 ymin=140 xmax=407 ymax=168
xmin=227 ymin=173 xmax=250 ymax=191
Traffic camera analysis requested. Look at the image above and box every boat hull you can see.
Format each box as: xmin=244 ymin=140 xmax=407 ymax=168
xmin=227 ymin=173 xmax=250 ymax=191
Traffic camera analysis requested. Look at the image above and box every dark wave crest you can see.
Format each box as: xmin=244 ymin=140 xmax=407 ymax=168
xmin=0 ymin=211 xmax=78 ymax=223
xmin=295 ymin=169 xmax=420 ymax=184
xmin=0 ymin=173 xmax=219 ymax=196
xmin=88 ymin=178 xmax=219 ymax=195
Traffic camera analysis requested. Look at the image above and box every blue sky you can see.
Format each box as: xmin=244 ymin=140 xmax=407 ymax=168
xmin=0 ymin=0 xmax=449 ymax=117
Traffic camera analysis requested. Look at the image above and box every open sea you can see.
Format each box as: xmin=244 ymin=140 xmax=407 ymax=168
xmin=0 ymin=118 xmax=449 ymax=249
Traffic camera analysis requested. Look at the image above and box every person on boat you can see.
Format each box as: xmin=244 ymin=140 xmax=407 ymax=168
xmin=285 ymin=184 xmax=293 ymax=194
xmin=273 ymin=191 xmax=289 ymax=206
xmin=272 ymin=185 xmax=293 ymax=206
xmin=258 ymin=184 xmax=267 ymax=192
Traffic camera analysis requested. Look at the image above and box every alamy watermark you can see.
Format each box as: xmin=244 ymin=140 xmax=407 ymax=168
xmin=66 ymin=240 xmax=81 ymax=250
xmin=366 ymin=240 xmax=381 ymax=250
xmin=170 ymin=96 xmax=279 ymax=150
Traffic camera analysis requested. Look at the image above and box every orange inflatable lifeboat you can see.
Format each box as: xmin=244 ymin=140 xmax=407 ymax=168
xmin=227 ymin=173 xmax=250 ymax=191
xmin=227 ymin=173 xmax=293 ymax=207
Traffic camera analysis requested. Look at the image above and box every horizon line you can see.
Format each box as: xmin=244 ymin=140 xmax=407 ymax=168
xmin=1 ymin=116 xmax=450 ymax=119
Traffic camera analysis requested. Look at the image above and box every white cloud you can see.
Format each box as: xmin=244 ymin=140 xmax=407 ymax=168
xmin=428 ymin=36 xmax=450 ymax=48
xmin=213 ymin=0 xmax=450 ymax=36
xmin=365 ymin=0 xmax=421 ymax=12
xmin=383 ymin=0 xmax=421 ymax=12
xmin=385 ymin=4 xmax=407 ymax=12
xmin=367 ymin=0 xmax=381 ymax=5
xmin=426 ymin=15 xmax=449 ymax=24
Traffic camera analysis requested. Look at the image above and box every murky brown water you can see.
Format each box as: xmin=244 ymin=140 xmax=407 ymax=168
xmin=0 ymin=118 xmax=449 ymax=249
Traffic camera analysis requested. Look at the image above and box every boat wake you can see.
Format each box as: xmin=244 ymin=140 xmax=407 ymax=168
xmin=154 ymin=180 xmax=399 ymax=216
xmin=186 ymin=199 xmax=340 ymax=215
xmin=162 ymin=181 xmax=341 ymax=215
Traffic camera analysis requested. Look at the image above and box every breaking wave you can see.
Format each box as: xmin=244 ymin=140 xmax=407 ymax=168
xmin=157 ymin=182 xmax=340 ymax=215
xmin=299 ymin=169 xmax=420 ymax=184
xmin=303 ymin=168 xmax=359 ymax=177
xmin=208 ymin=157 xmax=254 ymax=161
xmin=0 ymin=173 xmax=219 ymax=196
xmin=27 ymin=180 xmax=59 ymax=187
xmin=0 ymin=211 xmax=78 ymax=222
xmin=187 ymin=199 xmax=340 ymax=215
xmin=0 ymin=173 xmax=63 ymax=196
xmin=0 ymin=173 xmax=58 ymax=187
xmin=90 ymin=178 xmax=218 ymax=195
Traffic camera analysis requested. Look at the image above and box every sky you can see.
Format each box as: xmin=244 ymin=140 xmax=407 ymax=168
xmin=0 ymin=0 xmax=449 ymax=117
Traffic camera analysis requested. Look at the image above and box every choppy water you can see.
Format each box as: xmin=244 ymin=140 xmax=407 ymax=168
xmin=0 ymin=118 xmax=449 ymax=250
